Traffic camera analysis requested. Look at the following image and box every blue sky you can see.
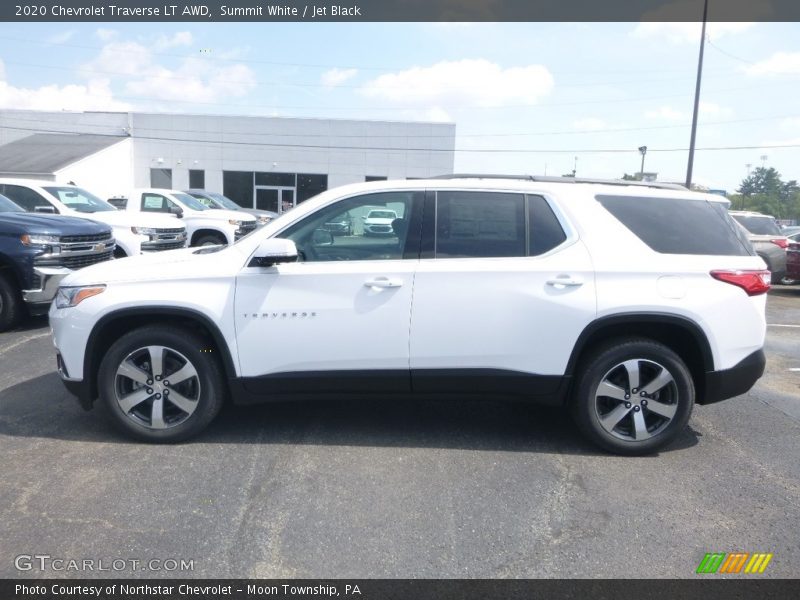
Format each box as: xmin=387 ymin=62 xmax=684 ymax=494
xmin=0 ymin=21 xmax=798 ymax=191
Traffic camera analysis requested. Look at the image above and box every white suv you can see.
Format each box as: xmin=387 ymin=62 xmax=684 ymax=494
xmin=50 ymin=177 xmax=769 ymax=454
xmin=0 ymin=179 xmax=187 ymax=257
xmin=116 ymin=188 xmax=257 ymax=246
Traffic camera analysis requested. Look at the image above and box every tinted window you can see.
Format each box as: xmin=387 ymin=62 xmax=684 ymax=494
xmin=189 ymin=169 xmax=205 ymax=189
xmin=435 ymin=192 xmax=525 ymax=258
xmin=150 ymin=168 xmax=173 ymax=188
xmin=297 ymin=173 xmax=328 ymax=203
xmin=279 ymin=191 xmax=421 ymax=262
xmin=1 ymin=185 xmax=53 ymax=212
xmin=597 ymin=195 xmax=752 ymax=256
xmin=223 ymin=171 xmax=253 ymax=208
xmin=731 ymin=214 xmax=782 ymax=236
xmin=529 ymin=195 xmax=567 ymax=255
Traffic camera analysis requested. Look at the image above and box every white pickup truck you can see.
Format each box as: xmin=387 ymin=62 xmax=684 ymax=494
xmin=0 ymin=179 xmax=187 ymax=257
xmin=111 ymin=188 xmax=257 ymax=246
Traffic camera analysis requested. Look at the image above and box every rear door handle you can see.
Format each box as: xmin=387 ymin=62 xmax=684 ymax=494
xmin=364 ymin=277 xmax=403 ymax=289
xmin=546 ymin=275 xmax=584 ymax=287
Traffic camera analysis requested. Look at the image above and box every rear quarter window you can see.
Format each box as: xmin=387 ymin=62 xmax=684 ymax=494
xmin=596 ymin=194 xmax=753 ymax=256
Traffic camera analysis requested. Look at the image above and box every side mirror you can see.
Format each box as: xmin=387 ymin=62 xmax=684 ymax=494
xmin=34 ymin=205 xmax=56 ymax=214
xmin=169 ymin=206 xmax=184 ymax=218
xmin=312 ymin=229 xmax=334 ymax=246
xmin=248 ymin=238 xmax=298 ymax=268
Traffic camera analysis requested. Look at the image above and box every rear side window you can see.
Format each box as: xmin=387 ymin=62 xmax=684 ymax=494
xmin=435 ymin=192 xmax=526 ymax=258
xmin=597 ymin=195 xmax=752 ymax=256
xmin=731 ymin=214 xmax=782 ymax=236
xmin=1 ymin=184 xmax=53 ymax=212
xmin=529 ymin=195 xmax=567 ymax=256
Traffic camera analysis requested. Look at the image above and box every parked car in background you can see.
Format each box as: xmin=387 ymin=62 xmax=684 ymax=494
xmin=114 ymin=189 xmax=257 ymax=247
xmin=362 ymin=208 xmax=398 ymax=236
xmin=184 ymin=189 xmax=277 ymax=226
xmin=781 ymin=225 xmax=800 ymax=237
xmin=0 ymin=179 xmax=186 ymax=258
xmin=786 ymin=241 xmax=800 ymax=283
xmin=51 ymin=176 xmax=768 ymax=455
xmin=729 ymin=211 xmax=787 ymax=284
xmin=0 ymin=193 xmax=114 ymax=331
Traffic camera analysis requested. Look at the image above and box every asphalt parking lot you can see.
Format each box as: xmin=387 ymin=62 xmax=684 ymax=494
xmin=1 ymin=288 xmax=799 ymax=579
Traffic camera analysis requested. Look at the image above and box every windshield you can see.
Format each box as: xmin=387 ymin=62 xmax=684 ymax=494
xmin=0 ymin=194 xmax=23 ymax=212
xmin=172 ymin=192 xmax=209 ymax=211
xmin=367 ymin=210 xmax=396 ymax=219
xmin=209 ymin=192 xmax=242 ymax=211
xmin=731 ymin=214 xmax=782 ymax=236
xmin=43 ymin=186 xmax=117 ymax=213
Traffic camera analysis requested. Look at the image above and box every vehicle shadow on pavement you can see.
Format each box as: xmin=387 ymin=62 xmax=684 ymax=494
xmin=0 ymin=372 xmax=700 ymax=455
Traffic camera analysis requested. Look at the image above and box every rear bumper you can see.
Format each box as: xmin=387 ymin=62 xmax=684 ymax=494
xmin=701 ymin=349 xmax=765 ymax=405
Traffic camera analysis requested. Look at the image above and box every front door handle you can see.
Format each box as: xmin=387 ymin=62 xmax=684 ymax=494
xmin=546 ymin=275 xmax=584 ymax=288
xmin=364 ymin=277 xmax=403 ymax=289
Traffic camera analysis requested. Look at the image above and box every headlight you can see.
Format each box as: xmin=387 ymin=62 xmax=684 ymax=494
xmin=258 ymin=216 xmax=271 ymax=224
xmin=131 ymin=227 xmax=157 ymax=235
xmin=55 ymin=285 xmax=106 ymax=309
xmin=21 ymin=234 xmax=60 ymax=246
xmin=229 ymin=220 xmax=243 ymax=226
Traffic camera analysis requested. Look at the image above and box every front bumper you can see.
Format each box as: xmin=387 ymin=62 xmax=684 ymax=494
xmin=56 ymin=352 xmax=93 ymax=410
xmin=21 ymin=266 xmax=71 ymax=306
xmin=701 ymin=349 xmax=766 ymax=405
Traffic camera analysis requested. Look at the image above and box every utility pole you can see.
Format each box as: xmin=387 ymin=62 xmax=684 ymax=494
xmin=638 ymin=146 xmax=648 ymax=179
xmin=573 ymin=156 xmax=578 ymax=177
xmin=685 ymin=0 xmax=709 ymax=189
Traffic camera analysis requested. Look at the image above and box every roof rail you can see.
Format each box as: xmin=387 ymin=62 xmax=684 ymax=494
xmin=431 ymin=174 xmax=688 ymax=191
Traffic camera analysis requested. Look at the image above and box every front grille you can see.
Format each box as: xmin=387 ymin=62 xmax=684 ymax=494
xmin=62 ymin=249 xmax=114 ymax=270
xmin=143 ymin=240 xmax=186 ymax=251
xmin=60 ymin=233 xmax=113 ymax=244
xmin=155 ymin=228 xmax=185 ymax=235
xmin=238 ymin=222 xmax=257 ymax=233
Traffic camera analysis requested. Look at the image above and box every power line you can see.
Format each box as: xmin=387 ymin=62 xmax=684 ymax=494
xmin=1 ymin=123 xmax=798 ymax=154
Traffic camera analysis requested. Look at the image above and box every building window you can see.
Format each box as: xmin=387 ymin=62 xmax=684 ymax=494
xmin=189 ymin=170 xmax=205 ymax=189
xmin=255 ymin=172 xmax=295 ymax=187
xmin=223 ymin=171 xmax=254 ymax=209
xmin=365 ymin=176 xmax=388 ymax=182
xmin=297 ymin=173 xmax=327 ymax=202
xmin=150 ymin=168 xmax=173 ymax=189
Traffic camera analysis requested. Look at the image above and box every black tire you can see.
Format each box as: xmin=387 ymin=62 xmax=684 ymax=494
xmin=97 ymin=325 xmax=225 ymax=442
xmin=0 ymin=271 xmax=23 ymax=332
xmin=570 ymin=338 xmax=694 ymax=456
xmin=113 ymin=247 xmax=127 ymax=259
xmin=193 ymin=233 xmax=227 ymax=247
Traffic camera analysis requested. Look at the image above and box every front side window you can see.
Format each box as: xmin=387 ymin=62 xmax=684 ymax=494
xmin=0 ymin=193 xmax=22 ymax=212
xmin=278 ymin=191 xmax=421 ymax=262
xmin=731 ymin=214 xmax=782 ymax=236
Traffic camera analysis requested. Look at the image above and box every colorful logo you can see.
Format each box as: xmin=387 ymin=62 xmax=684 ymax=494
xmin=696 ymin=552 xmax=773 ymax=574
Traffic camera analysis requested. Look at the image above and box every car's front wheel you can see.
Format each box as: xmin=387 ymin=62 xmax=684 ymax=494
xmin=571 ymin=338 xmax=694 ymax=455
xmin=97 ymin=326 xmax=225 ymax=442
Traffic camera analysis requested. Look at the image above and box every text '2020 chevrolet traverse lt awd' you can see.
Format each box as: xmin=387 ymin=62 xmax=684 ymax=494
xmin=50 ymin=176 xmax=768 ymax=455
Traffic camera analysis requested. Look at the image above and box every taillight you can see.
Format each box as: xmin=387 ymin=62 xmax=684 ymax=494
xmin=710 ymin=270 xmax=771 ymax=296
xmin=770 ymin=238 xmax=788 ymax=249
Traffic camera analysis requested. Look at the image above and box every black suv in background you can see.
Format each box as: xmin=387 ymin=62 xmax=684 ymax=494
xmin=0 ymin=193 xmax=114 ymax=331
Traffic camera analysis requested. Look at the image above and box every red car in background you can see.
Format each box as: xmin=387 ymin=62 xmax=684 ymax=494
xmin=787 ymin=241 xmax=800 ymax=282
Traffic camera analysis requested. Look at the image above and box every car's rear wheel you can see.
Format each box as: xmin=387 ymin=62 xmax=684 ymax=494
xmin=571 ymin=338 xmax=694 ymax=455
xmin=98 ymin=326 xmax=225 ymax=442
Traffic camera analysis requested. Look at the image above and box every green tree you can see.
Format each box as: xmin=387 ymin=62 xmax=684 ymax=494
xmin=736 ymin=167 xmax=800 ymax=221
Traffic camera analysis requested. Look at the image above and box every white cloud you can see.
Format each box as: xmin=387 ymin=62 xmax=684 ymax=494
xmin=360 ymin=59 xmax=553 ymax=108
xmin=154 ymin=31 xmax=193 ymax=50
xmin=321 ymin=68 xmax=358 ymax=88
xmin=0 ymin=59 xmax=128 ymax=111
xmin=572 ymin=117 xmax=607 ymax=131
xmin=744 ymin=51 xmax=800 ymax=76
xmin=95 ymin=28 xmax=118 ymax=42
xmin=47 ymin=30 xmax=75 ymax=45
xmin=632 ymin=22 xmax=754 ymax=45
xmin=699 ymin=101 xmax=733 ymax=118
xmin=77 ymin=34 xmax=256 ymax=106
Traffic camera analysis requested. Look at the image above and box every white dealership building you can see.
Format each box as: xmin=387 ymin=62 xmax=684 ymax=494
xmin=0 ymin=110 xmax=455 ymax=213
